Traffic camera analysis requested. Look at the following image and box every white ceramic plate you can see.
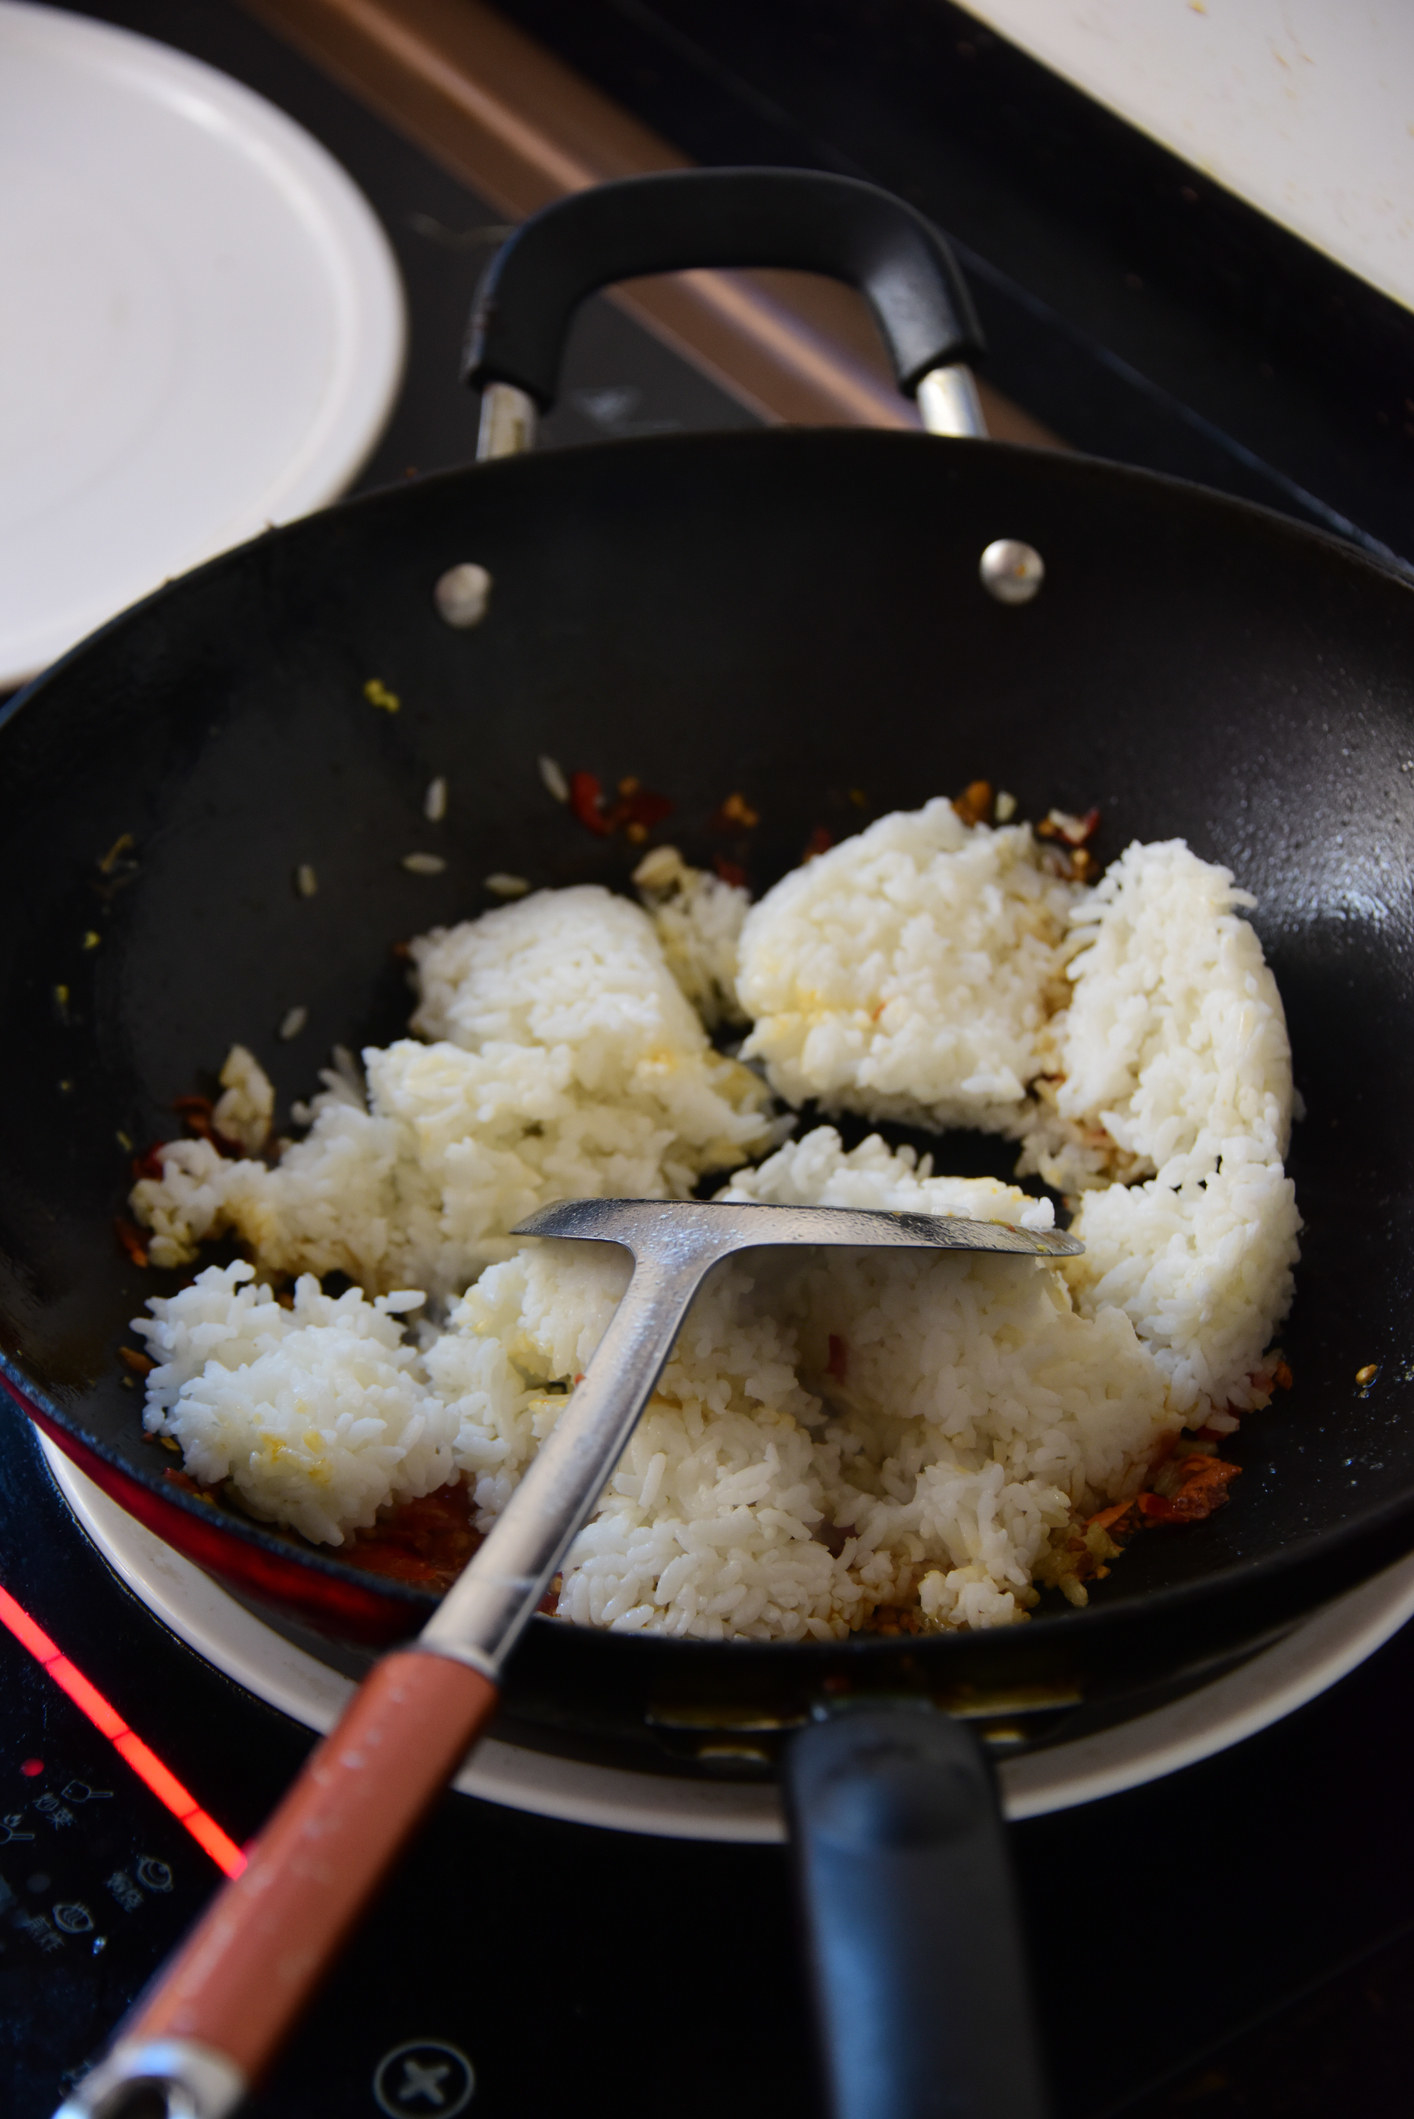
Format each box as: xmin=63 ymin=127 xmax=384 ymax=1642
xmin=39 ymin=1436 xmax=1414 ymax=1841
xmin=0 ymin=2 xmax=406 ymax=688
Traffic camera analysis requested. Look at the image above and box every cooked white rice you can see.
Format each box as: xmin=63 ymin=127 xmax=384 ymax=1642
xmin=131 ymin=799 xmax=1300 ymax=1633
xmin=735 ymin=798 xmax=1080 ymax=1134
xmin=131 ymin=885 xmax=770 ymax=1299
xmin=134 ymin=1265 xmax=453 ymax=1546
xmin=1018 ymin=839 xmax=1294 ymax=1192
xmin=633 ymin=845 xmax=750 ymax=1029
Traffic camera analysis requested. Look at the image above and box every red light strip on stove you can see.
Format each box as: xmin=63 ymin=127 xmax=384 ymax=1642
xmin=0 ymin=1581 xmax=246 ymax=1878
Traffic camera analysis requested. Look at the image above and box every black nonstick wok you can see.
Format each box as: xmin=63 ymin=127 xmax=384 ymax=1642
xmin=4 ymin=171 xmax=1414 ymax=2119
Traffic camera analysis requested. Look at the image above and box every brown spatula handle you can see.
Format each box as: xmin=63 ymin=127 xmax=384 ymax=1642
xmin=125 ymin=1650 xmax=496 ymax=2093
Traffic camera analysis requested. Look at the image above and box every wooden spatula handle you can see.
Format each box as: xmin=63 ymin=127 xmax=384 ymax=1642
xmin=127 ymin=1649 xmax=497 ymax=2090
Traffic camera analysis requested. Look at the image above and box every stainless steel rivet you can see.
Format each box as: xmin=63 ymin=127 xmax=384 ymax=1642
xmin=979 ymin=539 xmax=1044 ymax=605
xmin=434 ymin=562 xmax=492 ymax=627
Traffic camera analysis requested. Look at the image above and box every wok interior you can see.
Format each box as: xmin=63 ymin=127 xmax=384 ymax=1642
xmin=3 ymin=429 xmax=1413 ymax=1665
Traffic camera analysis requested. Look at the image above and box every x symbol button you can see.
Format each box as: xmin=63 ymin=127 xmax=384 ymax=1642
xmin=373 ymin=2040 xmax=475 ymax=2117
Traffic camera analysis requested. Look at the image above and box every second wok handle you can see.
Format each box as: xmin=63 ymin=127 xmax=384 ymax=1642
xmin=465 ymin=168 xmax=984 ymax=417
xmin=65 ymin=1650 xmax=498 ymax=2119
xmin=785 ymin=1705 xmax=1051 ymax=2119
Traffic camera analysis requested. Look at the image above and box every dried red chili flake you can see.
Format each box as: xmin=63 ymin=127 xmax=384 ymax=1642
xmin=131 ymin=1144 xmax=167 ymax=1183
xmin=118 ymin=1345 xmax=154 ymax=1376
xmin=616 ymin=783 xmax=674 ymax=837
xmin=347 ymin=1481 xmax=483 ymax=1591
xmin=1137 ymin=1456 xmax=1240 ymax=1523
xmin=349 ymin=1491 xmax=483 ymax=1593
xmin=713 ymin=856 xmax=747 ymax=888
xmin=114 ymin=1219 xmax=149 ymax=1269
xmin=567 ymin=769 xmax=673 ymax=840
xmin=826 ymin=1334 xmax=849 ymax=1383
xmin=803 ymin=825 xmax=833 ymax=861
xmin=568 ymin=769 xmax=613 ymax=835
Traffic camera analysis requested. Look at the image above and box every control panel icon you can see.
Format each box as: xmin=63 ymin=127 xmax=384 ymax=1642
xmin=372 ymin=2038 xmax=475 ymax=2115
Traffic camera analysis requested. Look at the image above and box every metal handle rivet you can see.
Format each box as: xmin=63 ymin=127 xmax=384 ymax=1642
xmin=434 ymin=563 xmax=492 ymax=628
xmin=979 ymin=539 xmax=1044 ymax=605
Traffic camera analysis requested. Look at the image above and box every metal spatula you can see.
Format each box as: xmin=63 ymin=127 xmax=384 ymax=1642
xmin=62 ymin=1198 xmax=1079 ymax=2119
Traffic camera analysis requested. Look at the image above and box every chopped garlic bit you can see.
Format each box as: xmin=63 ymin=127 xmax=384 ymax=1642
xmin=538 ymin=754 xmax=569 ymax=803
xmin=631 ymin=844 xmax=682 ymax=891
xmin=484 ymin=872 xmax=530 ymax=898
xmin=402 ymin=852 xmax=447 ymax=876
xmin=295 ymin=864 xmax=318 ymax=898
xmin=278 ymin=1007 xmax=309 ymax=1042
xmin=995 ymin=789 xmax=1018 ymax=822
xmin=424 ymin=776 xmax=448 ymax=822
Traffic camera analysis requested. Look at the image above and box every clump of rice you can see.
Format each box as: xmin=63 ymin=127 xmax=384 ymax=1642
xmin=1016 ymin=840 xmax=1300 ymax=1423
xmin=1019 ymin=839 xmax=1294 ymax=1192
xmin=633 ymin=844 xmax=750 ymax=1028
xmin=130 ymin=799 xmax=1300 ymax=1635
xmin=735 ymin=798 xmax=1080 ymax=1134
xmin=135 ymin=1262 xmax=453 ymax=1546
xmin=722 ymin=1129 xmax=1177 ymax=1628
xmin=132 ymin=885 xmax=771 ymax=1298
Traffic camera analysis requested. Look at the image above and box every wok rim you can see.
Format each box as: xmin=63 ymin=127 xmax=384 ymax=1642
xmin=5 ymin=422 xmax=1414 ymax=1673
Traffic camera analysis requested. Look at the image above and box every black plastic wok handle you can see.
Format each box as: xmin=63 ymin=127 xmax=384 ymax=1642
xmin=785 ymin=1706 xmax=1051 ymax=2119
xmin=463 ymin=168 xmax=984 ymax=411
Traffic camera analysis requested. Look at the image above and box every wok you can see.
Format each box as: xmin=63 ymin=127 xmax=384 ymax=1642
xmin=3 ymin=171 xmax=1414 ymax=2118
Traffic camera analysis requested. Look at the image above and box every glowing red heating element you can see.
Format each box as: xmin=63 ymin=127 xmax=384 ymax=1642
xmin=0 ymin=1581 xmax=246 ymax=1878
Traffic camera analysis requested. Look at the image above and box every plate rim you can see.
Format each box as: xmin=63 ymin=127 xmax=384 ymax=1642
xmin=0 ymin=0 xmax=407 ymax=686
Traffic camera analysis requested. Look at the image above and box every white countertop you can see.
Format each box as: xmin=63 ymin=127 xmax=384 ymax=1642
xmin=955 ymin=0 xmax=1414 ymax=314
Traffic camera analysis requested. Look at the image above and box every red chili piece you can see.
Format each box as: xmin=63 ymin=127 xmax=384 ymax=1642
xmin=569 ymin=770 xmax=613 ymax=835
xmin=347 ymin=1481 xmax=483 ymax=1592
xmin=568 ymin=769 xmax=674 ymax=840
xmin=1137 ymin=1457 xmax=1240 ymax=1523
